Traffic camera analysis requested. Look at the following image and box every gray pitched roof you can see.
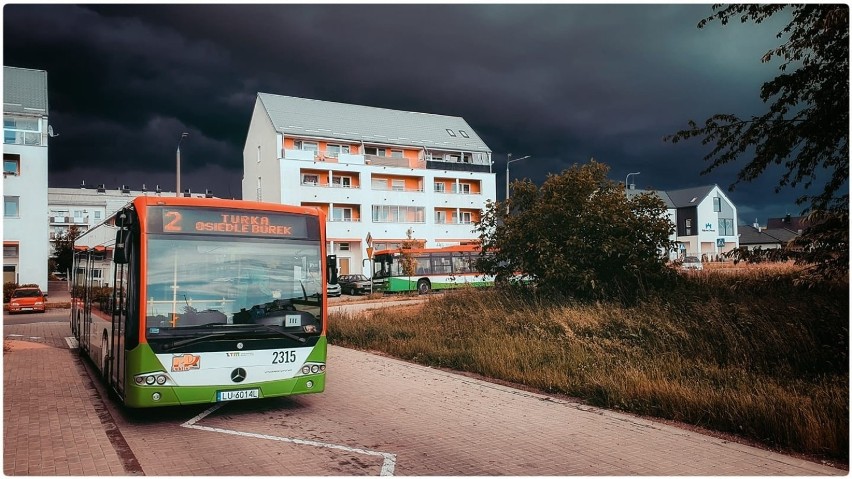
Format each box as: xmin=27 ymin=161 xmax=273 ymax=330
xmin=257 ymin=92 xmax=491 ymax=153
xmin=626 ymin=188 xmax=675 ymax=208
xmin=4 ymin=66 xmax=48 ymax=115
xmin=738 ymin=225 xmax=799 ymax=245
xmin=665 ymin=185 xmax=716 ymax=208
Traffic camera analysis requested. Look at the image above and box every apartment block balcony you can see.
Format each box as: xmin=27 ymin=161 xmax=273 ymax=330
xmin=49 ymin=215 xmax=89 ymax=225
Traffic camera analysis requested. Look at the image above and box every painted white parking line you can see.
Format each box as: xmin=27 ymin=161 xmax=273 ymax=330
xmin=181 ymin=403 xmax=397 ymax=476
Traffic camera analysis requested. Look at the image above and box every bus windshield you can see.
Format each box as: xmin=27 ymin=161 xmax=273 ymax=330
xmin=145 ymin=235 xmax=323 ymax=331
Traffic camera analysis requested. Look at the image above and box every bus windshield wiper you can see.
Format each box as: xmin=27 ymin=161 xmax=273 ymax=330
xmin=246 ymin=323 xmax=307 ymax=343
xmin=162 ymin=332 xmax=228 ymax=352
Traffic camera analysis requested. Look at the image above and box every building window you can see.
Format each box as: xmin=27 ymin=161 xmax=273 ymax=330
xmin=3 ymin=155 xmax=20 ymax=176
xmin=446 ymin=129 xmax=456 ymax=137
xmin=338 ymin=242 xmax=350 ymax=252
xmin=325 ymin=144 xmax=350 ymax=157
xmin=302 ymin=174 xmax=319 ymax=185
xmin=459 ymin=130 xmax=469 ymax=138
xmin=685 ymin=218 xmax=692 ymax=236
xmin=94 ymin=211 xmax=102 ymax=220
xmin=720 ymin=218 xmax=734 ymax=236
xmin=3 ymin=244 xmax=19 ymax=258
xmin=332 ymin=207 xmax=353 ymax=222
xmin=4 ymin=116 xmax=41 ymax=145
xmin=331 ymin=176 xmax=352 ymax=188
xmin=372 ymin=205 xmax=425 ymax=223
xmin=435 ymin=211 xmax=447 ymax=224
xmin=390 ymin=149 xmax=404 ymax=158
xmin=364 ymin=147 xmax=385 ymax=157
xmin=4 ymin=196 xmax=19 ymax=217
xmin=460 ymin=212 xmax=473 ymax=224
xmin=391 ymin=179 xmax=405 ymax=191
xmin=295 ymin=140 xmax=318 ymax=152
xmin=458 ymin=183 xmax=471 ymax=194
xmin=434 ymin=182 xmax=445 ymax=193
xmin=713 ymin=197 xmax=721 ymax=212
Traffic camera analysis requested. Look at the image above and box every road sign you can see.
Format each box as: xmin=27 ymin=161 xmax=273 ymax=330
xmin=366 ymin=246 xmax=374 ymax=259
xmin=716 ymin=238 xmax=725 ymax=247
xmin=366 ymin=232 xmax=373 ymax=247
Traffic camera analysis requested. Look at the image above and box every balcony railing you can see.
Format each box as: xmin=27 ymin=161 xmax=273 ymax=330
xmin=301 ymin=181 xmax=359 ymax=188
xmin=371 ymin=185 xmax=424 ymax=193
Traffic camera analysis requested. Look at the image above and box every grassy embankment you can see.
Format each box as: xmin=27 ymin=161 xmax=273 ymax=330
xmin=328 ymin=264 xmax=848 ymax=461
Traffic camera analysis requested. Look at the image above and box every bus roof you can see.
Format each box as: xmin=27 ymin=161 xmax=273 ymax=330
xmin=373 ymin=243 xmax=482 ymax=256
xmin=130 ymin=196 xmax=326 ymax=218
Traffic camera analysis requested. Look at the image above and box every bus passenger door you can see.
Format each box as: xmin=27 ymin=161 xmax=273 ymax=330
xmin=110 ymin=263 xmax=127 ymax=395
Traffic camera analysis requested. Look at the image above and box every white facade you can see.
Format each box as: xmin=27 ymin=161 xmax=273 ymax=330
xmin=47 ymin=186 xmax=186 ymax=282
xmin=243 ymin=94 xmax=495 ymax=276
xmin=669 ymin=185 xmax=739 ymax=259
xmin=4 ymin=66 xmax=50 ymax=289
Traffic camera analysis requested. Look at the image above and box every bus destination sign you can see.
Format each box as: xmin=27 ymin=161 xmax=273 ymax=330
xmin=150 ymin=207 xmax=313 ymax=239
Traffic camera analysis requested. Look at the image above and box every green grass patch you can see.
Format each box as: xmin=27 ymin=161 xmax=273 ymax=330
xmin=329 ymin=271 xmax=848 ymax=460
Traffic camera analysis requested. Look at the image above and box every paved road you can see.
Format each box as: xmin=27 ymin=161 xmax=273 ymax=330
xmin=3 ymin=308 xmax=846 ymax=475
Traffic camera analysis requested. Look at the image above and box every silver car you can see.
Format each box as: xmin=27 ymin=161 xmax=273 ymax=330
xmin=681 ymin=256 xmax=703 ymax=271
xmin=326 ymin=282 xmax=341 ymax=297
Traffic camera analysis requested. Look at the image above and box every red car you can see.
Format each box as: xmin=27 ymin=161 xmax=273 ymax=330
xmin=8 ymin=287 xmax=47 ymax=314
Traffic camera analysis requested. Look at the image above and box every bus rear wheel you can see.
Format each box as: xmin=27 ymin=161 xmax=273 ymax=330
xmin=417 ymin=279 xmax=431 ymax=295
xmin=101 ymin=335 xmax=110 ymax=382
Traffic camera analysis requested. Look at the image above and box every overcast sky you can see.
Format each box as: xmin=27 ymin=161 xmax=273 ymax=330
xmin=3 ymin=3 xmax=809 ymax=224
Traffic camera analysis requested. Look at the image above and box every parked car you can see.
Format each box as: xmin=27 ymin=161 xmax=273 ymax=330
xmin=338 ymin=274 xmax=372 ymax=295
xmin=326 ymin=282 xmax=341 ymax=297
xmin=8 ymin=287 xmax=47 ymax=314
xmin=680 ymin=256 xmax=703 ymax=271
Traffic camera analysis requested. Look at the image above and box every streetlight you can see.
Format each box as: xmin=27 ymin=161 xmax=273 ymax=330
xmin=176 ymin=132 xmax=189 ymax=197
xmin=625 ymin=172 xmax=640 ymax=196
xmin=506 ymin=153 xmax=531 ymax=214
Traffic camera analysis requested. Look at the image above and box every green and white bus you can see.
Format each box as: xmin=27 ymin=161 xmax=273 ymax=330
xmin=71 ymin=196 xmax=334 ymax=407
xmin=371 ymin=244 xmax=494 ymax=294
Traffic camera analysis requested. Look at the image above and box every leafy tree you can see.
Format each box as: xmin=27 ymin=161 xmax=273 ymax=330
xmin=666 ymin=5 xmax=848 ymax=281
xmin=475 ymin=160 xmax=677 ymax=302
xmin=51 ymin=224 xmax=81 ymax=277
xmin=399 ymin=228 xmax=420 ymax=277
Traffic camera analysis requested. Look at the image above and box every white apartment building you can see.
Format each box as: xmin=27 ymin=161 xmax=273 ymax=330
xmin=243 ymin=93 xmax=496 ymax=276
xmin=48 ymin=185 xmax=195 ymax=283
xmin=3 ymin=66 xmax=50 ymax=288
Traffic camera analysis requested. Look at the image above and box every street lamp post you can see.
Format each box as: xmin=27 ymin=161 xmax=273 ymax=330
xmin=176 ymin=132 xmax=189 ymax=197
xmin=506 ymin=153 xmax=531 ymax=214
xmin=625 ymin=172 xmax=640 ymax=196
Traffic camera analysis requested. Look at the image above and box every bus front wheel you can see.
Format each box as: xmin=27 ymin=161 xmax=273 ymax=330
xmin=417 ymin=279 xmax=431 ymax=295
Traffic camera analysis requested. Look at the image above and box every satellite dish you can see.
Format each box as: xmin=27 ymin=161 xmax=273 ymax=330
xmin=48 ymin=125 xmax=58 ymax=137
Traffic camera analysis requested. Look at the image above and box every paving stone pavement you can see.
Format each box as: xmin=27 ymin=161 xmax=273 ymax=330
xmin=3 ymin=321 xmax=137 ymax=476
xmin=3 ymin=317 xmax=847 ymax=476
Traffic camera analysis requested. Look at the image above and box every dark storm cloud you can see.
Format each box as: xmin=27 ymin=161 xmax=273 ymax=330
xmin=3 ymin=4 xmax=803 ymax=221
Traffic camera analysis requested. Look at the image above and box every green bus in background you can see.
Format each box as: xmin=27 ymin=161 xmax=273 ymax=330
xmin=371 ymin=244 xmax=494 ymax=295
xmin=71 ymin=196 xmax=334 ymax=408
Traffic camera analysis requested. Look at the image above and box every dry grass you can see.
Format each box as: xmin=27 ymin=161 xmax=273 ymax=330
xmin=329 ymin=266 xmax=848 ymax=460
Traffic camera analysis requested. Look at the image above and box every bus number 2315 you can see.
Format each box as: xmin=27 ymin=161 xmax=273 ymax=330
xmin=272 ymin=350 xmax=296 ymax=364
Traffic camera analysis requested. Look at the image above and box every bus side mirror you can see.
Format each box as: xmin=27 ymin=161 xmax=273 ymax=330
xmin=114 ymin=210 xmax=132 ymax=264
xmin=326 ymin=254 xmax=338 ymax=285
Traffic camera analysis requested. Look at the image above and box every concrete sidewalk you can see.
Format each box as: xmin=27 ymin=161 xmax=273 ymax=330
xmin=3 ymin=320 xmax=140 ymax=475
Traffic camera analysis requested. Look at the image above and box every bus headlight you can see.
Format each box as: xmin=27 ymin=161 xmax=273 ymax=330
xmin=134 ymin=371 xmax=175 ymax=387
xmin=296 ymin=362 xmax=326 ymax=377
